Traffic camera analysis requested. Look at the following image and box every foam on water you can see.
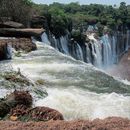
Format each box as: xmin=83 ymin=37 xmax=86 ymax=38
xmin=1 ymin=41 xmax=130 ymax=120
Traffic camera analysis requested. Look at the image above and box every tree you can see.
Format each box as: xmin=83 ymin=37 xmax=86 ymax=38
xmin=0 ymin=0 xmax=33 ymax=26
xmin=119 ymin=2 xmax=128 ymax=23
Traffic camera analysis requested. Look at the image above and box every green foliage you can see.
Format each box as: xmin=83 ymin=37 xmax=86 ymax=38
xmin=29 ymin=1 xmax=130 ymax=35
xmin=71 ymin=30 xmax=85 ymax=43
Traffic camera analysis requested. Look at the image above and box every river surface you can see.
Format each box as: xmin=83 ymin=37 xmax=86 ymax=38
xmin=0 ymin=41 xmax=130 ymax=120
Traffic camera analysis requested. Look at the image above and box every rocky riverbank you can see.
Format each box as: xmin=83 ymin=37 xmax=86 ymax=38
xmin=0 ymin=38 xmax=36 ymax=60
xmin=0 ymin=91 xmax=130 ymax=130
xmin=0 ymin=117 xmax=130 ymax=130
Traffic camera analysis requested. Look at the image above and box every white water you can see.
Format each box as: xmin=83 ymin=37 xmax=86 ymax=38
xmin=41 ymin=32 xmax=51 ymax=45
xmin=101 ymin=34 xmax=113 ymax=67
xmin=75 ymin=43 xmax=84 ymax=61
xmin=0 ymin=41 xmax=129 ymax=120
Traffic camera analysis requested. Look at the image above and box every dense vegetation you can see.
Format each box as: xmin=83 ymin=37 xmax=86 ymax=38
xmin=0 ymin=0 xmax=130 ymax=37
xmin=32 ymin=2 xmax=130 ymax=37
xmin=33 ymin=3 xmax=130 ymax=26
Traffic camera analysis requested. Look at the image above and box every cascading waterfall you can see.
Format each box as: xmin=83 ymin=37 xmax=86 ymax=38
xmin=101 ymin=34 xmax=113 ymax=67
xmin=41 ymin=29 xmax=130 ymax=69
xmin=41 ymin=32 xmax=51 ymax=45
xmin=90 ymin=41 xmax=102 ymax=67
xmin=75 ymin=42 xmax=84 ymax=61
xmin=85 ymin=43 xmax=92 ymax=63
xmin=126 ymin=30 xmax=130 ymax=49
xmin=111 ymin=35 xmax=117 ymax=63
xmin=1 ymin=41 xmax=130 ymax=120
xmin=60 ymin=36 xmax=69 ymax=55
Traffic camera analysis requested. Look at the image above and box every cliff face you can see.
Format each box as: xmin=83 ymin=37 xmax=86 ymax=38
xmin=0 ymin=38 xmax=36 ymax=60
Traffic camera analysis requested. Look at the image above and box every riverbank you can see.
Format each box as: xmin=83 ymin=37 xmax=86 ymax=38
xmin=0 ymin=117 xmax=130 ymax=130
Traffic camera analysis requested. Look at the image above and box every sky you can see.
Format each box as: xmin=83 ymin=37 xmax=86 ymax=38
xmin=32 ymin=0 xmax=130 ymax=5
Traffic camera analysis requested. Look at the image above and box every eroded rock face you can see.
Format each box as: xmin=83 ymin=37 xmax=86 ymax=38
xmin=0 ymin=117 xmax=130 ymax=130
xmin=0 ymin=38 xmax=36 ymax=60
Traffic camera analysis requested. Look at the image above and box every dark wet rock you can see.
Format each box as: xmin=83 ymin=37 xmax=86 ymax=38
xmin=9 ymin=105 xmax=64 ymax=122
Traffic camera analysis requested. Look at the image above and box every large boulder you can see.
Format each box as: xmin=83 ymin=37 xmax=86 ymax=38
xmin=9 ymin=105 xmax=64 ymax=121
xmin=0 ymin=91 xmax=32 ymax=118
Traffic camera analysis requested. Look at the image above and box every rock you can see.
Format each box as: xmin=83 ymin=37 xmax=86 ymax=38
xmin=0 ymin=28 xmax=45 ymax=38
xmin=0 ymin=21 xmax=24 ymax=28
xmin=9 ymin=105 xmax=64 ymax=122
xmin=29 ymin=107 xmax=64 ymax=121
xmin=0 ymin=38 xmax=36 ymax=60
xmin=0 ymin=91 xmax=32 ymax=118
xmin=0 ymin=117 xmax=130 ymax=130
xmin=31 ymin=16 xmax=46 ymax=28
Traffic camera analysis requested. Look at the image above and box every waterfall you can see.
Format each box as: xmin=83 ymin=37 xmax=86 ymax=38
xmin=75 ymin=43 xmax=84 ymax=61
xmin=40 ymin=29 xmax=130 ymax=69
xmin=111 ymin=36 xmax=117 ymax=63
xmin=60 ymin=36 xmax=69 ymax=55
xmin=2 ymin=41 xmax=130 ymax=120
xmin=6 ymin=43 xmax=12 ymax=59
xmin=126 ymin=30 xmax=130 ymax=50
xmin=85 ymin=43 xmax=92 ymax=63
xmin=91 ymin=41 xmax=102 ymax=68
xmin=41 ymin=32 xmax=51 ymax=45
xmin=101 ymin=34 xmax=112 ymax=67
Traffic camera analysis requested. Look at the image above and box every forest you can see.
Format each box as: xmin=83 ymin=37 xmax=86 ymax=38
xmin=0 ymin=0 xmax=130 ymax=37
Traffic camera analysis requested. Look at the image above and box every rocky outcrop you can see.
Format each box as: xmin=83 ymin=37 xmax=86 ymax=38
xmin=0 ymin=21 xmax=24 ymax=28
xmin=0 ymin=91 xmax=32 ymax=118
xmin=0 ymin=38 xmax=36 ymax=60
xmin=31 ymin=16 xmax=46 ymax=28
xmin=9 ymin=105 xmax=64 ymax=121
xmin=0 ymin=91 xmax=63 ymax=122
xmin=0 ymin=28 xmax=45 ymax=38
xmin=0 ymin=117 xmax=130 ymax=130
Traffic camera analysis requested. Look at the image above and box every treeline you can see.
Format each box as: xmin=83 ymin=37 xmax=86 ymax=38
xmin=0 ymin=1 xmax=130 ymax=36
xmin=32 ymin=2 xmax=130 ymax=36
xmin=33 ymin=2 xmax=130 ymax=28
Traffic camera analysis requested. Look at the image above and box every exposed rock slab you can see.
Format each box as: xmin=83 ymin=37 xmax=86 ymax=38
xmin=0 ymin=117 xmax=130 ymax=130
xmin=0 ymin=28 xmax=45 ymax=38
xmin=0 ymin=21 xmax=24 ymax=28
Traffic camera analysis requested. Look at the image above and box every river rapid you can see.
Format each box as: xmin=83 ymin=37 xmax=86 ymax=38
xmin=0 ymin=40 xmax=130 ymax=120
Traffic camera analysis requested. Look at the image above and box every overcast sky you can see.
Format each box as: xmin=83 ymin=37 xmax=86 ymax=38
xmin=32 ymin=0 xmax=130 ymax=5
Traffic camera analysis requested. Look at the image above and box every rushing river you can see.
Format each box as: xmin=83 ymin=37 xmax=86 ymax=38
xmin=0 ymin=40 xmax=130 ymax=120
